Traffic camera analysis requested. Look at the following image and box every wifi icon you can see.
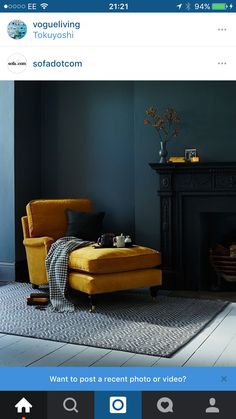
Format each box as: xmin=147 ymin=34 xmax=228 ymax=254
xmin=40 ymin=3 xmax=48 ymax=9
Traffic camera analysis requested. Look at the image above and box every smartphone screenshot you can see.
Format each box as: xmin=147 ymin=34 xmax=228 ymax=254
xmin=0 ymin=0 xmax=236 ymax=417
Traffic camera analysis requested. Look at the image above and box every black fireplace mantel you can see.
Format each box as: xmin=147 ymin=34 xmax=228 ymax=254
xmin=150 ymin=162 xmax=236 ymax=290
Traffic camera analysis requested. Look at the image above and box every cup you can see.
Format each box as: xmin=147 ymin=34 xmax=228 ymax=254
xmin=113 ymin=234 xmax=125 ymax=248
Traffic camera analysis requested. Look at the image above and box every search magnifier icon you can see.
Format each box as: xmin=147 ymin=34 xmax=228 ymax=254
xmin=63 ymin=397 xmax=78 ymax=413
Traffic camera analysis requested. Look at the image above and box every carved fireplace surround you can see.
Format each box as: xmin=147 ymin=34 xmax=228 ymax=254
xmin=150 ymin=162 xmax=236 ymax=290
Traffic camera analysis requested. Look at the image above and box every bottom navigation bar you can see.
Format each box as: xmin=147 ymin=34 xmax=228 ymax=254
xmin=2 ymin=391 xmax=236 ymax=419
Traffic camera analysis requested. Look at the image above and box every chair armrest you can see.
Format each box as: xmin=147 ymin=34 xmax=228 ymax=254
xmin=23 ymin=237 xmax=54 ymax=285
xmin=23 ymin=237 xmax=54 ymax=252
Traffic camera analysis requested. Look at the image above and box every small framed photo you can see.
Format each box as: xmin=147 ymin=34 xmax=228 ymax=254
xmin=185 ymin=148 xmax=197 ymax=162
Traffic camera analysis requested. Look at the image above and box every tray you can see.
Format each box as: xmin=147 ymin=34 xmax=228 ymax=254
xmin=93 ymin=244 xmax=135 ymax=249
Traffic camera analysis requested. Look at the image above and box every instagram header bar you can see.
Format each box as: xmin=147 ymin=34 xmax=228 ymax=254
xmin=0 ymin=12 xmax=235 ymax=80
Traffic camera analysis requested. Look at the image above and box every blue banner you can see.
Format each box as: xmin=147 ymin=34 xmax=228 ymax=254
xmin=0 ymin=367 xmax=234 ymax=391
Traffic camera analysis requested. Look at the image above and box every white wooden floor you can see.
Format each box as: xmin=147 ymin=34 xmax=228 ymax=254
xmin=0 ymin=302 xmax=235 ymax=367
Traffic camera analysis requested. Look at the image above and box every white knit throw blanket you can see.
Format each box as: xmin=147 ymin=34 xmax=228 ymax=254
xmin=45 ymin=236 xmax=92 ymax=312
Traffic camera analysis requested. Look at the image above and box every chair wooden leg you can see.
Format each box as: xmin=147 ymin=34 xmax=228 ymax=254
xmin=150 ymin=286 xmax=159 ymax=302
xmin=89 ymin=295 xmax=96 ymax=313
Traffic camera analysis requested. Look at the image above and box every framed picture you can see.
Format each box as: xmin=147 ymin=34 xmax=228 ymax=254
xmin=185 ymin=148 xmax=197 ymax=162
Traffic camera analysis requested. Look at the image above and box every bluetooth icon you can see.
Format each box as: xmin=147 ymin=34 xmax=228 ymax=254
xmin=186 ymin=2 xmax=191 ymax=10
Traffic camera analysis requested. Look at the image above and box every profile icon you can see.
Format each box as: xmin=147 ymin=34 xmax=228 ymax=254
xmin=205 ymin=397 xmax=220 ymax=413
xmin=7 ymin=20 xmax=27 ymax=39
xmin=7 ymin=54 xmax=27 ymax=74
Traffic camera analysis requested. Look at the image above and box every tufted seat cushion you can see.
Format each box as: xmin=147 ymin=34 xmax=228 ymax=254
xmin=69 ymin=244 xmax=161 ymax=274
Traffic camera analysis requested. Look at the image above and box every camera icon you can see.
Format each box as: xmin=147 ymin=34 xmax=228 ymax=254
xmin=109 ymin=396 xmax=127 ymax=414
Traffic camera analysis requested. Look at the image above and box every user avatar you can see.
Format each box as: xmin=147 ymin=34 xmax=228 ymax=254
xmin=205 ymin=397 xmax=220 ymax=413
xmin=7 ymin=20 xmax=27 ymax=40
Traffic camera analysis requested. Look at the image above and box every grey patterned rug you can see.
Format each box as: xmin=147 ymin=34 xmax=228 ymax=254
xmin=0 ymin=283 xmax=228 ymax=357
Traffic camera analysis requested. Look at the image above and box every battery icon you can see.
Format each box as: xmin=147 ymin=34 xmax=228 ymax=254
xmin=212 ymin=3 xmax=227 ymax=10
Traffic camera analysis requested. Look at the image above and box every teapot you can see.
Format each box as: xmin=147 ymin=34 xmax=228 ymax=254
xmin=97 ymin=233 xmax=115 ymax=248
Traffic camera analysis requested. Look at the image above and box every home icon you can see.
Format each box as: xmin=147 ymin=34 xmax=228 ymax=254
xmin=15 ymin=397 xmax=33 ymax=413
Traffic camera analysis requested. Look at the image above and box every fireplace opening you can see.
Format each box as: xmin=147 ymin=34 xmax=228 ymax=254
xmin=201 ymin=212 xmax=236 ymax=291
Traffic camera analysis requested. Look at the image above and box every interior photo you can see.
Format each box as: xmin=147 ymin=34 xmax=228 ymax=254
xmin=0 ymin=80 xmax=236 ymax=367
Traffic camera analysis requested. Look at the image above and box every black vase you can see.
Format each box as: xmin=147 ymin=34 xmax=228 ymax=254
xmin=159 ymin=140 xmax=168 ymax=163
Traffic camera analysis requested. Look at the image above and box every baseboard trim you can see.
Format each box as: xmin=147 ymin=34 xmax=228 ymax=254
xmin=0 ymin=260 xmax=29 ymax=283
xmin=0 ymin=262 xmax=15 ymax=282
xmin=15 ymin=260 xmax=29 ymax=283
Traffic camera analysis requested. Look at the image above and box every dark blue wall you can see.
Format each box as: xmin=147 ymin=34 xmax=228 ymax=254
xmin=41 ymin=82 xmax=135 ymax=236
xmin=14 ymin=82 xmax=42 ymax=261
xmin=0 ymin=82 xmax=42 ymax=281
xmin=0 ymin=82 xmax=15 ymax=280
xmin=41 ymin=81 xmax=236 ymax=249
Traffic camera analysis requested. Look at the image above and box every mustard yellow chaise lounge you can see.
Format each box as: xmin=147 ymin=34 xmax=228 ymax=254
xmin=22 ymin=199 xmax=162 ymax=311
